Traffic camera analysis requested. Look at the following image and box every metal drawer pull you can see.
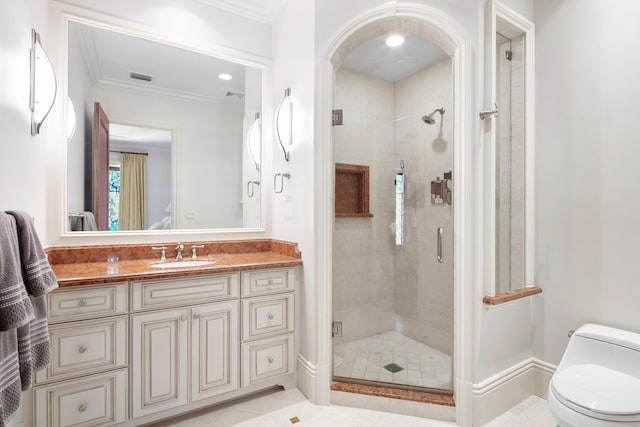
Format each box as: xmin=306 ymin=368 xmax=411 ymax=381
xmin=78 ymin=299 xmax=88 ymax=307
xmin=78 ymin=345 xmax=87 ymax=354
xmin=268 ymin=356 xmax=274 ymax=364
xmin=78 ymin=403 xmax=87 ymax=413
xmin=267 ymin=313 xmax=274 ymax=320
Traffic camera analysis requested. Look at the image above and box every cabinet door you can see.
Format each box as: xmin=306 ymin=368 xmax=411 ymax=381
xmin=131 ymin=308 xmax=188 ymax=419
xmin=191 ymin=300 xmax=239 ymax=402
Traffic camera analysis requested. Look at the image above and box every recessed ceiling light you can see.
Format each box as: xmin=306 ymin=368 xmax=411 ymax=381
xmin=386 ymin=34 xmax=405 ymax=47
xmin=218 ymin=73 xmax=233 ymax=81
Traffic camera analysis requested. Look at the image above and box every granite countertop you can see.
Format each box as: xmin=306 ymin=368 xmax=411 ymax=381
xmin=49 ymin=240 xmax=303 ymax=287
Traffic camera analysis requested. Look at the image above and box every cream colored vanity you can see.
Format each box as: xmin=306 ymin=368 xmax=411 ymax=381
xmin=33 ymin=267 xmax=296 ymax=427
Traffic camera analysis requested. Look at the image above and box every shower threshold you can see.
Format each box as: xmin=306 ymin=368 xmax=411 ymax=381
xmin=330 ymin=379 xmax=455 ymax=406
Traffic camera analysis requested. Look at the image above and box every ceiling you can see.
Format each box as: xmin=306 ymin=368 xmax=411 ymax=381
xmin=340 ymin=32 xmax=449 ymax=82
xmin=71 ymin=21 xmax=248 ymax=105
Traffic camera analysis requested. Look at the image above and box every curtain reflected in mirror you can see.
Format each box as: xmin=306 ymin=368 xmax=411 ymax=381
xmin=119 ymin=153 xmax=147 ymax=230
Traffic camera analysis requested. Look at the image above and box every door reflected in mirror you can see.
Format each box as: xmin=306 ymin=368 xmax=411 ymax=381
xmin=66 ymin=20 xmax=262 ymax=232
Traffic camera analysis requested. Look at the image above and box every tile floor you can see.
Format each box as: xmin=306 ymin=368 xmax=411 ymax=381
xmin=333 ymin=331 xmax=452 ymax=390
xmin=149 ymin=388 xmax=558 ymax=427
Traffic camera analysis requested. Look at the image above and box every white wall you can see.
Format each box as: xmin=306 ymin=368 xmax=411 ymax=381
xmin=0 ymin=0 xmax=50 ymax=239
xmin=51 ymin=0 xmax=271 ymax=59
xmin=271 ymin=0 xmax=317 ymax=362
xmin=534 ymin=0 xmax=640 ymax=365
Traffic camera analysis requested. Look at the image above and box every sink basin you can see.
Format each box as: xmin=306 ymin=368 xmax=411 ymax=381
xmin=149 ymin=260 xmax=214 ymax=269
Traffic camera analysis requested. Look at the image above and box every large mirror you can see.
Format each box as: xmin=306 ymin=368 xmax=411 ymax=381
xmin=66 ymin=20 xmax=263 ymax=232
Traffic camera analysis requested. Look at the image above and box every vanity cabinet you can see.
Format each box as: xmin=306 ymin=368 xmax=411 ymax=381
xmin=34 ymin=283 xmax=129 ymax=427
xmin=130 ymin=274 xmax=239 ymax=419
xmin=34 ymin=267 xmax=295 ymax=426
xmin=240 ymin=268 xmax=295 ymax=387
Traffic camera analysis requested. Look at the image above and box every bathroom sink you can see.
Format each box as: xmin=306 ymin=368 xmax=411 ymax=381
xmin=149 ymin=260 xmax=214 ymax=268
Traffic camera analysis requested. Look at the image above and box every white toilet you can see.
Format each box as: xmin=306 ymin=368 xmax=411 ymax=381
xmin=548 ymin=323 xmax=640 ymax=427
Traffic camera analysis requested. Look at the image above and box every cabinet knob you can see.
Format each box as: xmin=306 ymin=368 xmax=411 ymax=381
xmin=267 ymin=356 xmax=274 ymax=364
xmin=78 ymin=403 xmax=87 ymax=413
xmin=268 ymin=279 xmax=274 ymax=285
xmin=78 ymin=345 xmax=87 ymax=354
xmin=180 ymin=315 xmax=187 ymax=322
xmin=267 ymin=313 xmax=274 ymax=320
xmin=193 ymin=313 xmax=200 ymax=320
xmin=78 ymin=299 xmax=87 ymax=307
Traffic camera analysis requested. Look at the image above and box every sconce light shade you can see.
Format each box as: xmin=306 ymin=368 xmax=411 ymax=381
xmin=275 ymin=88 xmax=292 ymax=161
xmin=247 ymin=112 xmax=261 ymax=171
xmin=30 ymin=29 xmax=57 ymax=135
xmin=66 ymin=97 xmax=77 ymax=142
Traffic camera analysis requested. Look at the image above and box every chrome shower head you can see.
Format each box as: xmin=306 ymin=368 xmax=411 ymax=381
xmin=421 ymin=108 xmax=445 ymax=125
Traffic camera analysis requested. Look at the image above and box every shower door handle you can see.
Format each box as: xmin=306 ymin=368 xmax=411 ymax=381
xmin=437 ymin=227 xmax=444 ymax=263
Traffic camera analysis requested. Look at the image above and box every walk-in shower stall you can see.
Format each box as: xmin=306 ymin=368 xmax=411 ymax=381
xmin=332 ymin=32 xmax=454 ymax=394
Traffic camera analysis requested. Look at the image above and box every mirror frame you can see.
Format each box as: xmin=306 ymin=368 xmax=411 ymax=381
xmin=483 ymin=0 xmax=535 ymax=297
xmin=46 ymin=2 xmax=273 ymax=246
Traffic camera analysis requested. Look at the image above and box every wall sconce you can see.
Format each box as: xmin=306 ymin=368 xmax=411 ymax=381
xmin=247 ymin=112 xmax=261 ymax=171
xmin=275 ymin=88 xmax=292 ymax=161
xmin=66 ymin=97 xmax=77 ymax=142
xmin=30 ymin=29 xmax=57 ymax=135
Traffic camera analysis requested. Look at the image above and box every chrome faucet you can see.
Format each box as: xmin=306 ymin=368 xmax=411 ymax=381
xmin=175 ymin=242 xmax=184 ymax=260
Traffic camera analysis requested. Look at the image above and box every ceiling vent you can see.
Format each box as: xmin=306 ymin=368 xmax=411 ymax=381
xmin=129 ymin=71 xmax=153 ymax=82
xmin=224 ymin=90 xmax=245 ymax=99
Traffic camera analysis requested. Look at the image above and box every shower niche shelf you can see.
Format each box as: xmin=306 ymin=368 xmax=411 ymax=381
xmin=335 ymin=163 xmax=373 ymax=218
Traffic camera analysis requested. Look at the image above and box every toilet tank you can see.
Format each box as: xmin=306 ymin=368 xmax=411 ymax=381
xmin=558 ymin=324 xmax=640 ymax=378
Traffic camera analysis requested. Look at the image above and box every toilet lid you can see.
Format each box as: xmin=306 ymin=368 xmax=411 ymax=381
xmin=552 ymin=364 xmax=640 ymax=419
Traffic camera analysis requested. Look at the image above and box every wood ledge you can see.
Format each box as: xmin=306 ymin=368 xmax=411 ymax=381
xmin=483 ymin=286 xmax=542 ymax=305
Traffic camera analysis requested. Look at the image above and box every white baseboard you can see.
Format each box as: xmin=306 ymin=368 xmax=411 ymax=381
xmin=472 ymin=358 xmax=557 ymax=426
xmin=296 ymin=353 xmax=317 ymax=404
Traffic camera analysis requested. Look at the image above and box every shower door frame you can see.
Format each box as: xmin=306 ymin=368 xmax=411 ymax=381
xmin=314 ymin=4 xmax=476 ymax=427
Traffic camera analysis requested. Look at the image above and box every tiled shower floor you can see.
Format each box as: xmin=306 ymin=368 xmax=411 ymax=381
xmin=333 ymin=331 xmax=452 ymax=390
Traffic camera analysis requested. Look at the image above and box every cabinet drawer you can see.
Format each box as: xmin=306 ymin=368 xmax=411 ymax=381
xmin=132 ymin=273 xmax=239 ymax=311
xmin=241 ymin=268 xmax=294 ymax=297
xmin=34 ymin=369 xmax=127 ymax=427
xmin=47 ymin=283 xmax=128 ymax=323
xmin=242 ymin=293 xmax=294 ymax=341
xmin=35 ymin=317 xmax=127 ymax=385
xmin=241 ymin=334 xmax=294 ymax=387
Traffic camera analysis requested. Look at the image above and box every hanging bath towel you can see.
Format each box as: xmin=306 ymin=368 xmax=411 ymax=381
xmin=16 ymin=295 xmax=50 ymax=391
xmin=0 ymin=213 xmax=33 ymax=331
xmin=5 ymin=211 xmax=58 ymax=296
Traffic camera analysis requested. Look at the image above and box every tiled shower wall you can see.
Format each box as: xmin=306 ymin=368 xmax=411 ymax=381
xmin=393 ymin=58 xmax=454 ymax=356
xmin=333 ymin=60 xmax=454 ymax=357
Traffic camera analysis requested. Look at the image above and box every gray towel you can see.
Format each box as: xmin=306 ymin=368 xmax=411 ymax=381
xmin=5 ymin=211 xmax=58 ymax=297
xmin=17 ymin=296 xmax=50 ymax=391
xmin=69 ymin=212 xmax=98 ymax=231
xmin=0 ymin=213 xmax=33 ymax=331
xmin=0 ymin=329 xmax=21 ymax=427
xmin=80 ymin=211 xmax=97 ymax=231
